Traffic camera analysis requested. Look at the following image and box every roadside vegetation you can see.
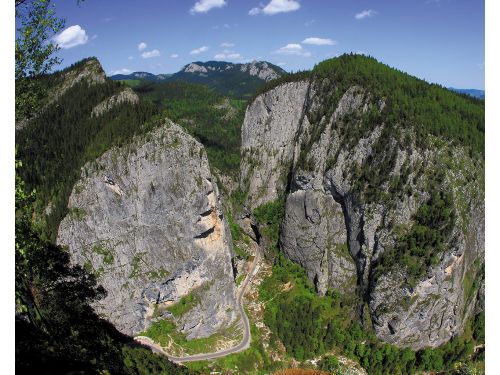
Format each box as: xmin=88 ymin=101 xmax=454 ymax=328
xmin=142 ymin=319 xmax=242 ymax=357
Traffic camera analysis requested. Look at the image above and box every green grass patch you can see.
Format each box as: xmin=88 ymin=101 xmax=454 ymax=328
xmin=129 ymin=252 xmax=146 ymax=278
xmin=142 ymin=319 xmax=242 ymax=356
xmin=235 ymin=274 xmax=245 ymax=287
xmin=145 ymin=267 xmax=170 ymax=280
xmin=167 ymin=293 xmax=200 ymax=318
xmin=92 ymin=243 xmax=114 ymax=265
xmin=118 ymin=79 xmax=141 ymax=87
xmin=68 ymin=207 xmax=86 ymax=220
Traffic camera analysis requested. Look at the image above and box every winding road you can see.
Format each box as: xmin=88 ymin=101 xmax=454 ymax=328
xmin=135 ymin=243 xmax=261 ymax=363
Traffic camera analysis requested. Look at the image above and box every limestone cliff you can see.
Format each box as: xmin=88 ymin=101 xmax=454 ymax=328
xmin=57 ymin=120 xmax=238 ymax=339
xmin=240 ymin=76 xmax=484 ymax=350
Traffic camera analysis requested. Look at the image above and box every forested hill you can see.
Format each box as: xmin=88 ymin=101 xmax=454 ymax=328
xmin=112 ymin=60 xmax=286 ymax=99
xmin=254 ymin=53 xmax=484 ymax=158
xmin=16 ymin=57 xmax=162 ymax=242
xmin=448 ymin=87 xmax=485 ymax=100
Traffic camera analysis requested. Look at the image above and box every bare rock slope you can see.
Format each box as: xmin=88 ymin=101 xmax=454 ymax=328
xmin=58 ymin=120 xmax=238 ymax=339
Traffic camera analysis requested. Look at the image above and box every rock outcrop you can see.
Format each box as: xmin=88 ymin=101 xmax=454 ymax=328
xmin=57 ymin=120 xmax=238 ymax=339
xmin=91 ymin=87 xmax=139 ymax=117
xmin=240 ymin=79 xmax=484 ymax=349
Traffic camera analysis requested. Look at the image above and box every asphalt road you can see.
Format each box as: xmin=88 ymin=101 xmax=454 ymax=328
xmin=135 ymin=243 xmax=261 ymax=363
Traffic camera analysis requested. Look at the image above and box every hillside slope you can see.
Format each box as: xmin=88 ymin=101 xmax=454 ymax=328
xmin=241 ymin=54 xmax=484 ymax=350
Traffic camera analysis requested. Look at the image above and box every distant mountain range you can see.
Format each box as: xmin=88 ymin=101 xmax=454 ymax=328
xmin=110 ymin=71 xmax=173 ymax=81
xmin=448 ymin=88 xmax=485 ymax=100
xmin=110 ymin=60 xmax=286 ymax=98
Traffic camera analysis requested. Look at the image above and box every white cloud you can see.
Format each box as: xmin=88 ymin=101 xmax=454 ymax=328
xmin=274 ymin=43 xmax=311 ymax=57
xmin=250 ymin=0 xmax=300 ymax=15
xmin=304 ymin=19 xmax=315 ymax=27
xmin=171 ymin=53 xmax=179 ymax=58
xmin=52 ymin=25 xmax=88 ymax=49
xmin=220 ymin=42 xmax=235 ymax=48
xmin=249 ymin=7 xmax=261 ymax=15
xmin=214 ymin=52 xmax=242 ymax=59
xmin=128 ymin=56 xmax=134 ymax=60
xmin=138 ymin=42 xmax=147 ymax=51
xmin=111 ymin=68 xmax=132 ymax=75
xmin=302 ymin=37 xmax=336 ymax=46
xmin=355 ymin=9 xmax=377 ymax=20
xmin=141 ymin=49 xmax=160 ymax=58
xmin=190 ymin=0 xmax=227 ymax=14
xmin=190 ymin=46 xmax=209 ymax=55
xmin=91 ymin=34 xmax=98 ymax=40
xmin=277 ymin=62 xmax=286 ymax=66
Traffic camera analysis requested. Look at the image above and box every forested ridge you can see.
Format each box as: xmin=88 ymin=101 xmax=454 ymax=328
xmin=253 ymin=53 xmax=484 ymax=158
xmin=16 ymin=58 xmax=162 ymax=241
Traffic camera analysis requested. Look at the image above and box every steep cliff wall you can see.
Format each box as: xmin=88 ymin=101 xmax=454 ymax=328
xmin=57 ymin=121 xmax=238 ymax=339
xmin=240 ymin=76 xmax=484 ymax=349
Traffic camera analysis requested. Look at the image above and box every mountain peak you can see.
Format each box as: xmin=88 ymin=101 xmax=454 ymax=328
xmin=179 ymin=60 xmax=286 ymax=82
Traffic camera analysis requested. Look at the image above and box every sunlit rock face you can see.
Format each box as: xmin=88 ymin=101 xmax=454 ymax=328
xmin=58 ymin=121 xmax=238 ymax=339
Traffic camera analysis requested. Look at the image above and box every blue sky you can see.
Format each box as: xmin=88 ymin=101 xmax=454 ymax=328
xmin=47 ymin=0 xmax=484 ymax=89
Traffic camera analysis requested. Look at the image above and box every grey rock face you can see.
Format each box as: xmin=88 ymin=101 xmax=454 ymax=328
xmin=241 ymin=81 xmax=484 ymax=349
xmin=240 ymin=81 xmax=310 ymax=209
xmin=57 ymin=121 xmax=238 ymax=338
xmin=240 ymin=61 xmax=280 ymax=81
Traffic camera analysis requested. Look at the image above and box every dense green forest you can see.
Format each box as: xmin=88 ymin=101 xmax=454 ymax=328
xmin=133 ymin=81 xmax=246 ymax=174
xmin=312 ymin=54 xmax=484 ymax=158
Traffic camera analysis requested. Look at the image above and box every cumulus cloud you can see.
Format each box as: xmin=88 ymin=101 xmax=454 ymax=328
xmin=52 ymin=25 xmax=88 ymax=49
xmin=138 ymin=42 xmax=147 ymax=51
xmin=111 ymin=68 xmax=132 ymax=75
xmin=214 ymin=52 xmax=242 ymax=59
xmin=220 ymin=42 xmax=235 ymax=48
xmin=274 ymin=43 xmax=311 ymax=57
xmin=141 ymin=49 xmax=160 ymax=58
xmin=302 ymin=37 xmax=336 ymax=46
xmin=250 ymin=0 xmax=300 ymax=15
xmin=190 ymin=0 xmax=227 ymax=14
xmin=355 ymin=9 xmax=377 ymax=20
xmin=249 ymin=7 xmax=261 ymax=15
xmin=171 ymin=53 xmax=179 ymax=58
xmin=190 ymin=46 xmax=209 ymax=55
